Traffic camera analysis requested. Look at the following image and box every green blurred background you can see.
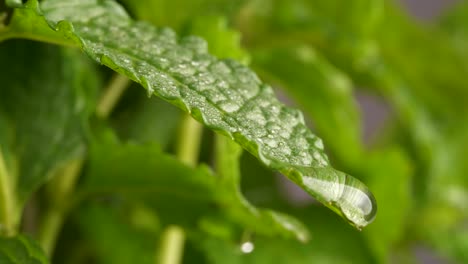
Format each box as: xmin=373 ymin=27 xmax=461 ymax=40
xmin=4 ymin=0 xmax=466 ymax=263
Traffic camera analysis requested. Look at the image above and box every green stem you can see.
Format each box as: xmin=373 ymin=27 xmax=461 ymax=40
xmin=38 ymin=159 xmax=83 ymax=256
xmin=96 ymin=74 xmax=130 ymax=118
xmin=0 ymin=150 xmax=17 ymax=236
xmin=157 ymin=114 xmax=203 ymax=264
xmin=37 ymin=74 xmax=129 ymax=256
xmin=175 ymin=115 xmax=203 ymax=167
xmin=157 ymin=226 xmax=185 ymax=264
xmin=215 ymin=134 xmax=242 ymax=187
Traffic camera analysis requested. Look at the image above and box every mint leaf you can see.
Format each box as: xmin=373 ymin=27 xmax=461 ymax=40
xmin=0 ymin=235 xmax=49 ymax=264
xmin=76 ymin=204 xmax=158 ymax=264
xmin=119 ymin=0 xmax=245 ymax=31
xmin=9 ymin=0 xmax=376 ymax=228
xmin=82 ymin=131 xmax=308 ymax=241
xmin=0 ymin=40 xmax=98 ymax=208
xmin=188 ymin=15 xmax=249 ymax=63
xmin=215 ymin=135 xmax=308 ymax=241
xmin=192 ymin=207 xmax=375 ymax=264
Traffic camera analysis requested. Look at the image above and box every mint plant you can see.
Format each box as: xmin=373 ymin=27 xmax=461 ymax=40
xmin=1 ymin=0 xmax=467 ymax=263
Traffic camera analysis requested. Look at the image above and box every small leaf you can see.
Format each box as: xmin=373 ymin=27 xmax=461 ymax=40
xmin=10 ymin=0 xmax=376 ymax=228
xmin=119 ymin=0 xmax=245 ymax=31
xmin=188 ymin=15 xmax=249 ymax=63
xmin=0 ymin=235 xmax=49 ymax=264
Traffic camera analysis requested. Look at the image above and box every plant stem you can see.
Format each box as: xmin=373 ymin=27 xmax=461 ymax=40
xmin=37 ymin=74 xmax=129 ymax=256
xmin=38 ymin=159 xmax=83 ymax=256
xmin=157 ymin=226 xmax=185 ymax=264
xmin=175 ymin=115 xmax=203 ymax=167
xmin=0 ymin=150 xmax=17 ymax=236
xmin=157 ymin=114 xmax=203 ymax=264
xmin=96 ymin=74 xmax=130 ymax=118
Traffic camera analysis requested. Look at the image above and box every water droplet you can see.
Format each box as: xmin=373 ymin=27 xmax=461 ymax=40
xmin=240 ymin=241 xmax=254 ymax=254
xmin=219 ymin=101 xmax=240 ymax=113
xmin=313 ymin=152 xmax=328 ymax=167
xmin=299 ymin=167 xmax=377 ymax=228
xmin=264 ymin=138 xmax=278 ymax=148
xmin=246 ymin=111 xmax=267 ymax=126
xmin=314 ymin=139 xmax=324 ymax=150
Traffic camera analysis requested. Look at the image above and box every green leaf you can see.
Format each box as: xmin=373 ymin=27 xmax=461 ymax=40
xmin=83 ymin=130 xmax=308 ymax=241
xmin=0 ymin=235 xmax=49 ymax=264
xmin=238 ymin=0 xmax=383 ymax=75
xmin=0 ymin=40 xmax=98 ymax=208
xmin=361 ymin=148 xmax=412 ymax=263
xmin=8 ymin=0 xmax=376 ymax=228
xmin=215 ymin=134 xmax=309 ymax=241
xmin=192 ymin=206 xmax=375 ymax=264
xmin=252 ymin=45 xmax=363 ymax=166
xmin=188 ymin=15 xmax=249 ymax=63
xmin=110 ymin=85 xmax=182 ymax=148
xmin=76 ymin=203 xmax=158 ymax=264
xmin=119 ymin=0 xmax=245 ymax=31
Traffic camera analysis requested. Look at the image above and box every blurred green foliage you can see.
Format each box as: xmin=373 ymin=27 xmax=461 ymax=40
xmin=0 ymin=0 xmax=467 ymax=263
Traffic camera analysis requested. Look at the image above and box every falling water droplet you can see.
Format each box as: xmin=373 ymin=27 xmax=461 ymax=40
xmin=240 ymin=241 xmax=254 ymax=254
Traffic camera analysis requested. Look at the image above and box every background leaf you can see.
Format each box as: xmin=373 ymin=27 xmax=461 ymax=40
xmin=81 ymin=129 xmax=308 ymax=241
xmin=191 ymin=206 xmax=376 ymax=264
xmin=119 ymin=0 xmax=245 ymax=32
xmin=75 ymin=203 xmax=158 ymax=264
xmin=0 ymin=235 xmax=49 ymax=264
xmin=0 ymin=40 xmax=98 ymax=207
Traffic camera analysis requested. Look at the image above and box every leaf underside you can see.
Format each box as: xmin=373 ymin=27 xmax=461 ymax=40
xmin=10 ymin=0 xmax=376 ymax=228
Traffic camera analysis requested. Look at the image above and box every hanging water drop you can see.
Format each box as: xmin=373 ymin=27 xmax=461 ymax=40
xmin=297 ymin=166 xmax=377 ymax=229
